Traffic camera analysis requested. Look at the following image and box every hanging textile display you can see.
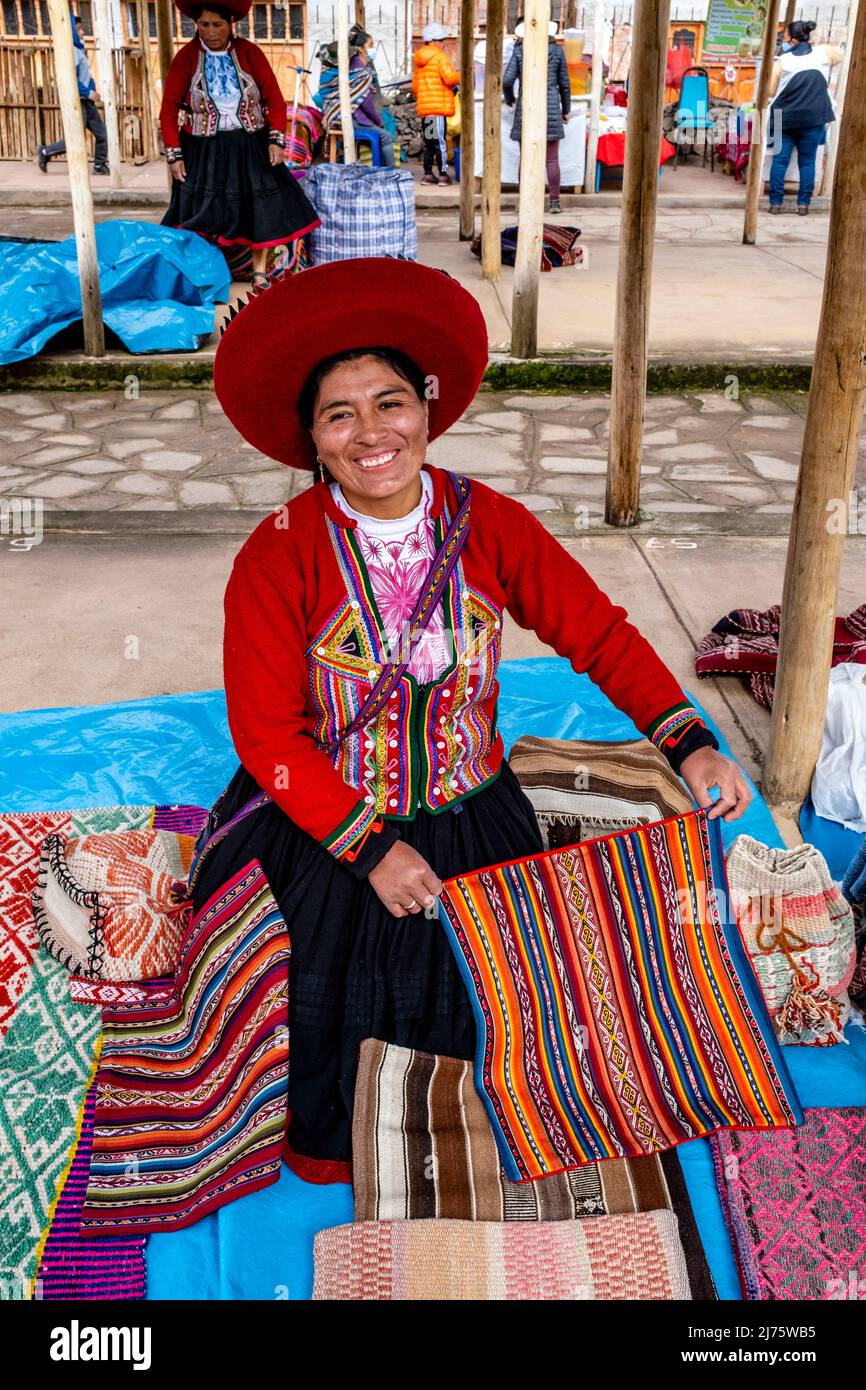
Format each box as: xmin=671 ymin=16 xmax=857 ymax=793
xmin=80 ymin=859 xmax=290 ymax=1236
xmin=313 ymin=1211 xmax=693 ymax=1301
xmin=508 ymin=734 xmax=694 ymax=851
xmin=726 ymin=835 xmax=857 ymax=1045
xmin=437 ymin=809 xmax=803 ymax=1182
xmin=352 ymin=1038 xmax=716 ymax=1298
xmin=712 ymin=1108 xmax=866 ymax=1300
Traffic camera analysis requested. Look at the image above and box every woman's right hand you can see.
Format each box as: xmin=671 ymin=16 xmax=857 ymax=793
xmin=170 ymin=159 xmax=186 ymax=182
xmin=368 ymin=841 xmax=443 ymax=919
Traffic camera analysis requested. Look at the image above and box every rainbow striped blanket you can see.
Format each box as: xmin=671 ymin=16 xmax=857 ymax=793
xmin=80 ymin=858 xmax=290 ymax=1235
xmin=438 ymin=810 xmax=802 ymax=1182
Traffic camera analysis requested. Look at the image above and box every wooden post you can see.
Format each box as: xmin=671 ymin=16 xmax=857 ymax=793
xmin=459 ymin=0 xmax=476 ymax=240
xmin=583 ymin=0 xmax=605 ymax=193
xmin=337 ymin=0 xmax=356 ymax=162
xmin=819 ymin=0 xmax=859 ymax=196
xmin=763 ymin=6 xmax=866 ymax=809
xmin=566 ymin=0 xmax=578 ymax=25
xmin=604 ymin=0 xmax=669 ymax=526
xmin=481 ymin=0 xmax=504 ymax=278
xmin=155 ymin=0 xmax=175 ymax=189
xmin=92 ymin=0 xmax=121 ymax=188
xmin=512 ymin=0 xmax=550 ymax=357
xmin=356 ymin=0 xmax=367 ymax=28
xmin=784 ymin=0 xmax=796 ymax=25
xmin=155 ymin=0 xmax=175 ymax=85
xmin=46 ymin=0 xmax=104 ymax=357
xmin=742 ymin=0 xmax=782 ymax=245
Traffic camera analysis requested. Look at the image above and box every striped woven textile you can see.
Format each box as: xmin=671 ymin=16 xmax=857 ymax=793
xmin=508 ymin=735 xmax=694 ymax=851
xmin=352 ymin=1038 xmax=716 ymax=1298
xmin=313 ymin=1211 xmax=692 ymax=1300
xmin=438 ymin=809 xmax=802 ymax=1182
xmin=34 ymin=1079 xmax=145 ymax=1300
xmin=80 ymin=858 xmax=290 ymax=1236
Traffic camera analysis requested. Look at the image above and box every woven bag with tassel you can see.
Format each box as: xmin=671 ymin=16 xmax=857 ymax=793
xmin=726 ymin=836 xmax=858 ymax=1045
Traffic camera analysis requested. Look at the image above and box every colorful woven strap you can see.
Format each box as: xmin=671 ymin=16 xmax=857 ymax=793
xmin=186 ymin=472 xmax=471 ymax=891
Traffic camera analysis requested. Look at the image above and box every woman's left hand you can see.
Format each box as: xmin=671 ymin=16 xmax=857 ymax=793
xmin=678 ymin=746 xmax=752 ymax=822
xmin=269 ymin=143 xmax=285 ymax=166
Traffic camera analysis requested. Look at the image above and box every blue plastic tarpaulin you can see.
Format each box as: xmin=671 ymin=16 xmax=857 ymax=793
xmin=0 ymin=220 xmax=230 ymax=364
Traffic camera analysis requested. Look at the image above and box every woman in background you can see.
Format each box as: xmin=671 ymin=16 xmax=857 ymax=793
xmin=160 ymin=0 xmax=319 ymax=286
xmin=504 ymin=19 xmax=571 ymax=215
xmin=767 ymin=18 xmax=843 ymax=215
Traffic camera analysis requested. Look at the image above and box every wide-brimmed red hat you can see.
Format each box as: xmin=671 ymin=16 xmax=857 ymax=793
xmin=213 ymin=259 xmax=489 ymax=469
xmin=173 ymin=0 xmax=251 ymax=20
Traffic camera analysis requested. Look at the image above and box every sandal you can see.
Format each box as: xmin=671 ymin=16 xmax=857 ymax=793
xmin=251 ymin=271 xmax=271 ymax=290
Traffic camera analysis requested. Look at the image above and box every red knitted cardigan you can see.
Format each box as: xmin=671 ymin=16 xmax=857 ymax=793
xmin=159 ymin=36 xmax=286 ymax=158
xmin=223 ymin=466 xmax=716 ymax=879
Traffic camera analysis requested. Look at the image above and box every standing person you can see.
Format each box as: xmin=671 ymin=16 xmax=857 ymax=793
xmin=316 ymin=29 xmax=396 ymax=167
xmin=504 ymin=18 xmax=571 ymax=214
xmin=767 ymin=19 xmax=843 ymax=215
xmin=160 ymin=1 xmax=319 ymax=288
xmin=412 ymin=22 xmax=460 ymax=185
xmin=37 ymin=10 xmax=109 ymax=176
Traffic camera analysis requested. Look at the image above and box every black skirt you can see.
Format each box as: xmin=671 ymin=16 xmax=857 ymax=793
xmin=191 ymin=760 xmax=544 ymax=1164
xmin=162 ymin=127 xmax=319 ymax=249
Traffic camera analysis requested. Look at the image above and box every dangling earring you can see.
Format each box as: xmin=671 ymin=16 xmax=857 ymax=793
xmin=314 ymin=457 xmax=324 ymax=484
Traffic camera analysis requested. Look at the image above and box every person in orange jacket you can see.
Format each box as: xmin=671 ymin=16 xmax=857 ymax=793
xmin=412 ymin=23 xmax=460 ymax=185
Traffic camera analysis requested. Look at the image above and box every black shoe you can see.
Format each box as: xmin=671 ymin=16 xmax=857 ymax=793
xmin=37 ymin=146 xmax=48 ymax=172
xmin=93 ymin=164 xmax=110 ymax=175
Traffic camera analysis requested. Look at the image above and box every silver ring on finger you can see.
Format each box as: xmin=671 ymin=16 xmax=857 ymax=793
xmin=405 ymin=899 xmax=418 ymax=911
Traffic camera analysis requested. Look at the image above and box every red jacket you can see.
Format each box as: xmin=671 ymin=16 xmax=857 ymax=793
xmin=160 ymin=36 xmax=286 ymax=160
xmin=223 ymin=467 xmax=715 ymax=876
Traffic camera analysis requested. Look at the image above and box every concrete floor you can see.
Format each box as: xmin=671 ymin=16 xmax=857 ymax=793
xmin=1 ymin=198 xmax=830 ymax=361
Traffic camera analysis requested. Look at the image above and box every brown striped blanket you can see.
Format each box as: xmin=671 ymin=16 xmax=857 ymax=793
xmin=507 ymin=735 xmax=694 ymax=850
xmin=352 ymin=1038 xmax=716 ymax=1298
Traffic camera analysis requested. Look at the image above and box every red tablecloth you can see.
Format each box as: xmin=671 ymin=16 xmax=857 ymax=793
xmin=596 ymin=132 xmax=677 ymax=168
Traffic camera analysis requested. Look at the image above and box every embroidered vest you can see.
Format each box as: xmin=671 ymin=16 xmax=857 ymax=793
xmin=186 ymin=45 xmax=265 ymax=137
xmin=307 ymin=492 xmax=503 ymax=818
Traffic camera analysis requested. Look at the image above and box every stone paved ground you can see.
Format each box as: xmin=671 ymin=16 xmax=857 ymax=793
xmin=1 ymin=385 xmax=862 ymax=535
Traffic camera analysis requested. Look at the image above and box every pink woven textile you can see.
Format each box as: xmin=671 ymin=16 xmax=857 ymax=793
xmin=313 ymin=1211 xmax=692 ymax=1300
xmin=34 ymin=1082 xmax=145 ymax=1301
xmin=713 ymin=1108 xmax=866 ymax=1300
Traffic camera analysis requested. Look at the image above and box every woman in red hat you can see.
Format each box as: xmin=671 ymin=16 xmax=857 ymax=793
xmin=201 ymin=259 xmax=752 ymax=1181
xmin=160 ymin=2 xmax=319 ymax=287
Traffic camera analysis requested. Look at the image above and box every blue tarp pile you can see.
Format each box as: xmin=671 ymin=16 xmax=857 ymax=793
xmin=2 ymin=660 xmax=865 ymax=1300
xmin=0 ymin=220 xmax=230 ymax=364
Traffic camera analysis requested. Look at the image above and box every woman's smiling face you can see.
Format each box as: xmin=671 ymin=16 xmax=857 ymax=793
xmin=310 ymin=355 xmax=429 ymax=518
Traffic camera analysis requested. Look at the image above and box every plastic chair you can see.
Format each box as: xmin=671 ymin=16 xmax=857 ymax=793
xmin=673 ymin=67 xmax=715 ymax=172
xmin=352 ymin=127 xmax=383 ymax=167
xmin=326 ymin=126 xmax=383 ymax=167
